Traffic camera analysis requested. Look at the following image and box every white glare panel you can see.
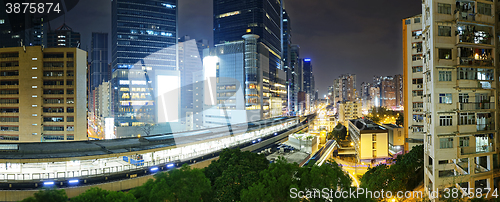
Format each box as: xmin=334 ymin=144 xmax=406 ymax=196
xmin=203 ymin=56 xmax=218 ymax=105
xmin=156 ymin=75 xmax=179 ymax=123
xmin=104 ymin=118 xmax=115 ymax=139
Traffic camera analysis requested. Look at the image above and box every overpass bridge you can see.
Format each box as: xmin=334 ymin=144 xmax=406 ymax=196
xmin=0 ymin=115 xmax=314 ymax=196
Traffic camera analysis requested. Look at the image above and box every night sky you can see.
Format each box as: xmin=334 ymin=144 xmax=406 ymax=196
xmin=49 ymin=0 xmax=422 ymax=96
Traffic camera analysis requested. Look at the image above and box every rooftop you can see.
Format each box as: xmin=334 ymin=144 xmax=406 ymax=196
xmin=349 ymin=119 xmax=386 ymax=132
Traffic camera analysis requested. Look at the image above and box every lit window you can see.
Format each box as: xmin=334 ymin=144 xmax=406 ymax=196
xmin=32 ymin=133 xmax=37 ymax=135
xmin=32 ymin=114 xmax=37 ymax=117
xmin=32 ymin=86 xmax=37 ymax=89
xmin=439 ymin=93 xmax=452 ymax=104
xmin=32 ymin=95 xmax=37 ymax=97
xmin=32 ymin=77 xmax=37 ymax=79
xmin=217 ymin=11 xmax=241 ymax=18
xmin=32 ymin=58 xmax=37 ymax=61
xmin=246 ymin=29 xmax=251 ymax=33
xmin=32 ymin=67 xmax=37 ymax=69
xmin=32 ymin=105 xmax=37 ymax=107
xmin=0 ymin=19 xmax=4 ymax=24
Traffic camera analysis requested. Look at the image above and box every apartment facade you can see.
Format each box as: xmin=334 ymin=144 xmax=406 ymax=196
xmin=403 ymin=14 xmax=425 ymax=153
xmin=338 ymin=101 xmax=362 ymax=125
xmin=348 ymin=119 xmax=390 ymax=165
xmin=422 ymin=0 xmax=500 ymax=194
xmin=0 ymin=46 xmax=87 ymax=142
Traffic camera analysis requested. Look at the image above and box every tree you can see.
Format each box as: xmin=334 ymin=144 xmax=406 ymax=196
xmin=327 ymin=123 xmax=347 ymax=141
xmin=396 ymin=113 xmax=404 ymax=126
xmin=131 ymin=164 xmax=211 ymax=202
xmin=241 ymin=158 xmax=362 ymax=202
xmin=241 ymin=157 xmax=301 ymax=202
xmin=205 ymin=149 xmax=269 ymax=202
xmin=360 ymin=145 xmax=425 ymax=194
xmin=136 ymin=122 xmax=155 ymax=136
xmin=21 ymin=188 xmax=67 ymax=202
xmin=72 ymin=187 xmax=137 ymax=202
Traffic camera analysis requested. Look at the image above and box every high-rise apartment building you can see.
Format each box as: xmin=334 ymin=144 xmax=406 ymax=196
xmin=332 ymin=78 xmax=341 ymax=104
xmin=421 ymin=1 xmax=499 ymax=194
xmin=360 ymin=82 xmax=372 ymax=112
xmin=369 ymin=85 xmax=380 ymax=108
xmin=403 ymin=14 xmax=424 ymax=153
xmin=380 ymin=76 xmax=396 ymax=109
xmin=111 ymin=0 xmax=178 ymax=126
xmin=338 ymin=101 xmax=362 ymax=125
xmin=0 ymin=46 xmax=87 ymax=142
xmin=47 ymin=23 xmax=81 ymax=48
xmin=340 ymin=74 xmax=356 ymax=102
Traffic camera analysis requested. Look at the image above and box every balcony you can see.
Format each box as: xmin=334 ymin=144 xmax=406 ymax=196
xmin=474 ymin=164 xmax=490 ymax=174
xmin=459 ymin=102 xmax=494 ymax=111
xmin=458 ymin=124 xmax=477 ymax=133
xmin=477 ymin=124 xmax=494 ymax=131
xmin=455 ymin=10 xmax=495 ymax=25
xmin=459 ymin=58 xmax=493 ymax=67
xmin=461 ymin=145 xmax=494 ymax=155
xmin=456 ymin=29 xmax=493 ymax=46
xmin=456 ymin=80 xmax=494 ymax=90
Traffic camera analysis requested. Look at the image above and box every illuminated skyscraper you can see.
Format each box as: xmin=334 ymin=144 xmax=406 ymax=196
xmin=202 ymin=34 xmax=286 ymax=127
xmin=111 ymin=0 xmax=178 ymax=126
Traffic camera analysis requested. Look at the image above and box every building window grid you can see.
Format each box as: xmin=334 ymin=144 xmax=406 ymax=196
xmin=459 ymin=113 xmax=476 ymax=125
xmin=439 ymin=116 xmax=453 ymax=126
xmin=440 ymin=138 xmax=454 ymax=149
xmin=438 ymin=3 xmax=452 ymax=14
xmin=439 ymin=71 xmax=452 ymax=81
xmin=438 ymin=26 xmax=452 ymax=37
xmin=439 ymin=93 xmax=452 ymax=104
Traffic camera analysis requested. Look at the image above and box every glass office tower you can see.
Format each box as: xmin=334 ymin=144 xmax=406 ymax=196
xmin=214 ymin=0 xmax=286 ymax=116
xmin=111 ymin=0 xmax=178 ymax=126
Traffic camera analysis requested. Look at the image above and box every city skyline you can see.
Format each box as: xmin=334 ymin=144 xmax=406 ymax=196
xmin=43 ymin=0 xmax=422 ymax=96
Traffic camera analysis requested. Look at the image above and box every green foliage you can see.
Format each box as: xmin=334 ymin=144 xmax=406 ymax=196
xmin=396 ymin=113 xmax=404 ymax=126
xmin=241 ymin=158 xmax=356 ymax=202
xmin=327 ymin=123 xmax=347 ymax=141
xmin=131 ymin=164 xmax=211 ymax=202
xmin=205 ymin=148 xmax=269 ymax=202
xmin=360 ymin=145 xmax=424 ymax=194
xmin=20 ymin=188 xmax=67 ymax=202
xmin=72 ymin=187 xmax=136 ymax=202
xmin=241 ymin=157 xmax=301 ymax=202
